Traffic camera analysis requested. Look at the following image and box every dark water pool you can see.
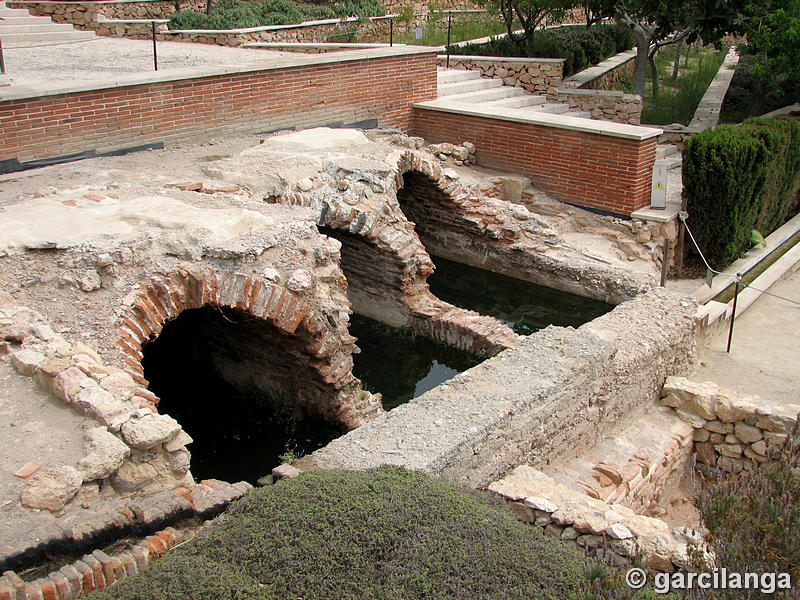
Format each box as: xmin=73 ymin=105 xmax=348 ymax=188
xmin=427 ymin=256 xmax=613 ymax=335
xmin=349 ymin=314 xmax=482 ymax=411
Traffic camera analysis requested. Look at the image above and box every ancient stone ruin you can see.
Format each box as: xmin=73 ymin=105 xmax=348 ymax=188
xmin=1 ymin=126 xmax=794 ymax=596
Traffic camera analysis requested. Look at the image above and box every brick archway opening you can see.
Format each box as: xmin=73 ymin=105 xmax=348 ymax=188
xmin=140 ymin=304 xmax=342 ymax=484
xmin=396 ymin=170 xmax=490 ymax=256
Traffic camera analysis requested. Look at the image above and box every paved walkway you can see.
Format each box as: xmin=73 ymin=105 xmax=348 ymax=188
xmin=0 ymin=36 xmax=426 ymax=99
xmin=696 ymin=266 xmax=800 ymax=406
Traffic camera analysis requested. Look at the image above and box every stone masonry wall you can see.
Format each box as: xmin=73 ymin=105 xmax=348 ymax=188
xmin=412 ymin=106 xmax=659 ymax=216
xmin=437 ymin=55 xmax=563 ymax=100
xmin=556 ymin=49 xmax=642 ymax=125
xmin=0 ymin=50 xmax=437 ymax=167
xmin=7 ymin=0 xmax=203 ymax=30
xmin=304 ymin=288 xmax=698 ymax=488
xmin=661 ymin=377 xmax=800 ymax=475
xmin=162 ymin=16 xmax=395 ymax=46
xmin=555 ymin=89 xmax=642 ymax=125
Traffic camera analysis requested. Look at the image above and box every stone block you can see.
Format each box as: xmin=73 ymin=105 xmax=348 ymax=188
xmin=734 ymin=422 xmax=762 ymax=444
xmin=21 ymin=466 xmax=83 ymax=512
xmin=111 ymin=461 xmax=159 ymax=493
xmin=77 ymin=427 xmax=130 ymax=481
xmin=121 ymin=414 xmax=181 ymax=450
xmin=10 ymin=349 xmax=45 ymax=376
xmin=74 ymin=385 xmax=130 ymax=426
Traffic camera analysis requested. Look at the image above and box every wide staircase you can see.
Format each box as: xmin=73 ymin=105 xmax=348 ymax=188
xmin=0 ymin=1 xmax=95 ymax=45
xmin=437 ymin=67 xmax=593 ymax=119
xmin=436 ymin=67 xmax=684 ymax=212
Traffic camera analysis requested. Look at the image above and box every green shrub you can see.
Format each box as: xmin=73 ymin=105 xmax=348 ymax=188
xmin=683 ymin=118 xmax=800 ymax=268
xmin=451 ymin=23 xmax=633 ymax=77
xmin=168 ymin=0 xmax=384 ymax=30
xmin=682 ymin=125 xmax=768 ymax=267
xmin=698 ymin=418 xmax=800 ymax=597
xmin=743 ymin=117 xmax=800 ymax=233
xmin=89 ymin=467 xmax=596 ymax=600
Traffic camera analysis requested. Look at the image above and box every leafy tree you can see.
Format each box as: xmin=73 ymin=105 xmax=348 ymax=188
xmin=478 ymin=0 xmax=574 ymax=54
xmin=738 ymin=0 xmax=800 ymax=102
xmin=584 ymin=0 xmax=750 ymax=97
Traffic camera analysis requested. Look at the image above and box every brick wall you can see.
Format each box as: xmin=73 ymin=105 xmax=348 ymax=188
xmin=0 ymin=51 xmax=437 ymax=166
xmin=412 ymin=106 xmax=658 ymax=216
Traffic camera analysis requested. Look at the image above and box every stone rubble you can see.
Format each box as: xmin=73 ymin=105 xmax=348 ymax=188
xmin=489 ymin=465 xmax=710 ymax=572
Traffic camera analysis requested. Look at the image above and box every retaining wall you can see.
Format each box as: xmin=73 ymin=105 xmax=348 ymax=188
xmin=0 ymin=48 xmax=437 ymax=169
xmin=412 ymin=101 xmax=661 ymax=215
xmin=662 ymin=377 xmax=800 ymax=474
xmin=556 ymin=49 xmax=641 ymax=125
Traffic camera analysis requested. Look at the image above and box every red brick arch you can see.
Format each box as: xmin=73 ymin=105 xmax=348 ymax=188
xmin=116 ymin=266 xmax=380 ymax=428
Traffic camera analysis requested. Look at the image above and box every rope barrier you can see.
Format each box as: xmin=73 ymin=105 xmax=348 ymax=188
xmin=678 ymin=211 xmax=800 ymax=307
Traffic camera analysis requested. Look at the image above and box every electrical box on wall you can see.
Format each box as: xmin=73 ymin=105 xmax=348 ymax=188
xmin=650 ymin=163 xmax=667 ymax=209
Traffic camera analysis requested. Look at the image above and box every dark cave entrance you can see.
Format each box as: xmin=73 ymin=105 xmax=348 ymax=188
xmin=141 ymin=305 xmax=341 ymax=485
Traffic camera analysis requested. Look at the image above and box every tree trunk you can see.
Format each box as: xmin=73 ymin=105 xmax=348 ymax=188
xmin=632 ymin=37 xmax=650 ymax=97
xmin=649 ymin=52 xmax=659 ymax=98
xmin=206 ymin=0 xmax=213 ymax=14
xmin=672 ymin=38 xmax=683 ymax=79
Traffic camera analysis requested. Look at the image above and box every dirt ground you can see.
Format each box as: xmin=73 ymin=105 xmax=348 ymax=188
xmin=0 ymin=356 xmax=92 ymax=548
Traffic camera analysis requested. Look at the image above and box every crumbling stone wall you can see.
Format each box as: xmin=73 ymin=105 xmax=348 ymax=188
xmin=490 ymin=466 xmax=706 ymax=572
xmin=304 ymin=288 xmax=698 ymax=488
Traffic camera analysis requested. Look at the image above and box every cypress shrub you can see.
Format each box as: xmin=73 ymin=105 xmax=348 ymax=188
xmin=744 ymin=117 xmax=800 ymax=232
xmin=682 ymin=125 xmax=768 ymax=268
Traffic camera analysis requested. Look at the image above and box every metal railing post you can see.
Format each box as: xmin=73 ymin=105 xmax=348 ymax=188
xmin=151 ymin=21 xmax=158 ymax=71
xmin=726 ymin=279 xmax=740 ymax=353
xmin=389 ymin=17 xmax=393 ymax=46
xmin=0 ymin=19 xmax=6 ymax=75
xmin=446 ymin=12 xmax=451 ymax=68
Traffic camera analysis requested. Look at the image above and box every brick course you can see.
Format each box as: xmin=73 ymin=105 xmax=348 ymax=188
xmin=0 ymin=52 xmax=437 ymax=165
xmin=412 ymin=106 xmax=658 ymax=216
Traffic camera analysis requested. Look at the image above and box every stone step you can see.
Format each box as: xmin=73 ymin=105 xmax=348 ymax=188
xmin=0 ymin=15 xmax=57 ymax=24
xmin=656 ymin=143 xmax=680 ymax=160
xmin=484 ymin=94 xmax=547 ymax=108
xmin=436 ymin=68 xmax=482 ymax=85
xmin=0 ymin=6 xmax=37 ymax=17
xmin=441 ymin=85 xmax=526 ymax=104
xmin=571 ymin=111 xmax=593 ymax=119
xmin=438 ymin=77 xmax=502 ymax=97
xmin=0 ymin=23 xmax=80 ymax=33
xmin=0 ymin=30 xmax=95 ymax=43
xmin=522 ymin=103 xmax=571 ymax=115
xmin=541 ymin=405 xmax=695 ymax=509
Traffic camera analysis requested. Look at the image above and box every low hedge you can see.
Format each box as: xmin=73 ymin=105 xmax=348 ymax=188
xmin=682 ymin=117 xmax=800 ymax=268
xmin=88 ymin=467 xmax=595 ymax=600
xmin=168 ymin=0 xmax=385 ymax=30
xmin=451 ymin=24 xmax=634 ymax=77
